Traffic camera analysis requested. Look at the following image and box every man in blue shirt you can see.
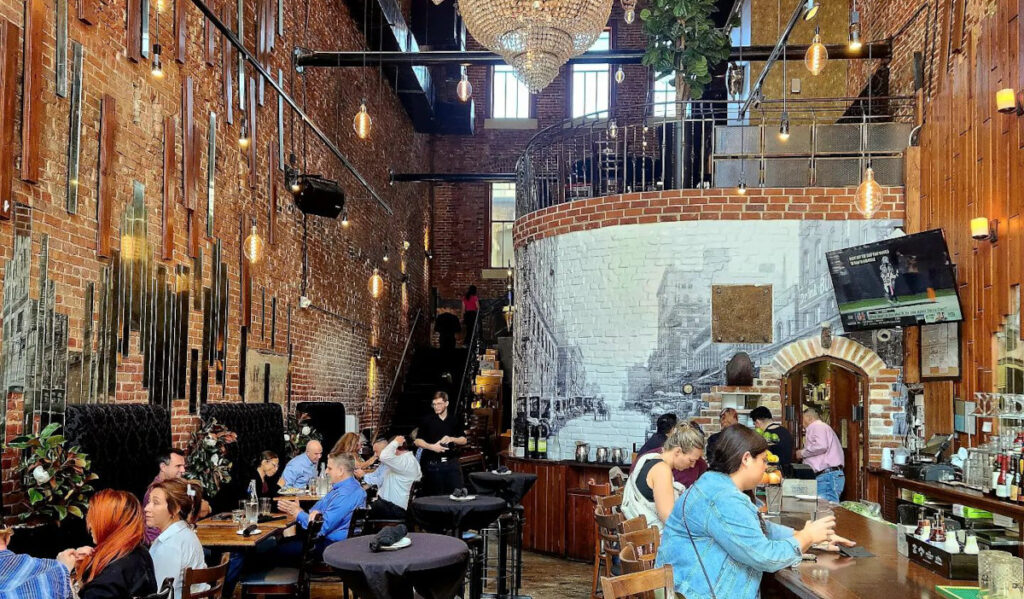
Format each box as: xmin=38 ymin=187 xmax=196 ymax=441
xmin=279 ymin=440 xmax=323 ymax=489
xmin=278 ymin=451 xmax=366 ymax=554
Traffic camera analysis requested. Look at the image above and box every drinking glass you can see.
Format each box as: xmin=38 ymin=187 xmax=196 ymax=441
xmin=259 ymin=497 xmax=272 ymax=517
xmin=244 ymin=499 xmax=259 ymax=525
xmin=979 ymin=550 xmax=1011 ymax=598
xmin=308 ymin=477 xmax=318 ymax=497
xmin=990 ymin=554 xmax=1023 ymax=599
xmin=231 ymin=509 xmax=245 ymax=533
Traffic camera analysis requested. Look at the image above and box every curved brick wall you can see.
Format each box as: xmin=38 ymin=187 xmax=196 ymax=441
xmin=513 ymin=187 xmax=905 ymax=247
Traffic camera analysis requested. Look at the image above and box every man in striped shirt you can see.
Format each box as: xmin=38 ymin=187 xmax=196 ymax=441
xmin=0 ymin=525 xmax=77 ymax=599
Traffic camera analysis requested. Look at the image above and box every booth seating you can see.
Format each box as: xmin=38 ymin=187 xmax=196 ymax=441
xmin=201 ymin=403 xmax=286 ymax=510
xmin=295 ymin=401 xmax=347 ymax=460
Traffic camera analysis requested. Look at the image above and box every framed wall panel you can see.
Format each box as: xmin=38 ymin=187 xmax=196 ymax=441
xmin=206 ymin=112 xmax=216 ymax=237
xmin=248 ymin=78 xmax=256 ymax=188
xmin=56 ymin=0 xmax=68 ymax=98
xmin=175 ymin=0 xmax=187 ymax=63
xmin=97 ymin=96 xmax=116 ymax=258
xmin=204 ymin=0 xmax=217 ymax=66
xmin=182 ymin=77 xmax=195 ymax=210
xmin=222 ymin=4 xmax=234 ymax=125
xmin=66 ymin=42 xmax=84 ymax=214
xmin=0 ymin=20 xmax=19 ymax=220
xmin=268 ymin=140 xmax=276 ymax=246
xmin=126 ymin=0 xmax=143 ymax=62
xmin=162 ymin=116 xmax=175 ymax=260
xmin=21 ymin=0 xmax=45 ymax=183
xmin=77 ymin=0 xmax=95 ymax=24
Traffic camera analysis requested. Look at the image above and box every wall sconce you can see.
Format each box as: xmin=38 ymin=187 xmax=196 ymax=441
xmin=971 ymin=217 xmax=998 ymax=242
xmin=371 ymin=347 xmax=382 ymax=360
xmin=997 ymin=88 xmax=1023 ymax=115
xmin=425 ymin=250 xmax=433 ymax=260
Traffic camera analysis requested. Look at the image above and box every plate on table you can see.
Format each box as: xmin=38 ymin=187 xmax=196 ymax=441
xmin=236 ymin=529 xmax=262 ymax=536
xmin=278 ymin=488 xmax=302 ymax=496
xmin=449 ymin=494 xmax=477 ymax=502
xmin=381 ymin=536 xmax=412 ymax=551
xmin=490 ymin=470 xmax=512 ymax=476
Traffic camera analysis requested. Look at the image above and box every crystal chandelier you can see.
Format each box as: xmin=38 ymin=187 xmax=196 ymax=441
xmin=458 ymin=0 xmax=613 ymax=93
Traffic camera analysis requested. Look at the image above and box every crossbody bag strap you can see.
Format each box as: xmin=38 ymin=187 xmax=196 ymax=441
xmin=681 ymin=487 xmax=717 ymax=599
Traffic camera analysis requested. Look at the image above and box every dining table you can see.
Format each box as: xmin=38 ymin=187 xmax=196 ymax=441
xmin=195 ymin=512 xmax=295 ymax=550
xmin=411 ymin=495 xmax=507 ymax=536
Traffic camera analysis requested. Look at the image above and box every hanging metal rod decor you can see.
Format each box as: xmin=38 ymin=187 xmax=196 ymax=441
xmin=294 ymin=44 xmax=889 ymax=68
xmin=739 ymin=0 xmax=810 ymax=118
xmin=188 ymin=0 xmax=392 ymax=215
xmin=390 ymin=172 xmax=516 ymax=184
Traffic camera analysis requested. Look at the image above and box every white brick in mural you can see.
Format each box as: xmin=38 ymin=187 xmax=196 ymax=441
xmin=513 ymin=219 xmax=902 ymax=458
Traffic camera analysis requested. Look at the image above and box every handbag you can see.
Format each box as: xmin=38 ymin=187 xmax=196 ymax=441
xmin=680 ymin=487 xmax=717 ymax=599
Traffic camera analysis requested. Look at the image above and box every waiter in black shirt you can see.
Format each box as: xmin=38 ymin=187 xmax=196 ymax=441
xmin=414 ymin=391 xmax=467 ymax=496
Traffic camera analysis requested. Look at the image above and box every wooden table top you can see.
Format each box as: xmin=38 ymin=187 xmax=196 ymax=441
xmin=195 ymin=514 xmax=295 ymax=549
xmin=772 ymin=508 xmax=954 ymax=599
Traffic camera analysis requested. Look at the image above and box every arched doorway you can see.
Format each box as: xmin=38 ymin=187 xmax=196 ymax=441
xmin=781 ymin=357 xmax=869 ymax=501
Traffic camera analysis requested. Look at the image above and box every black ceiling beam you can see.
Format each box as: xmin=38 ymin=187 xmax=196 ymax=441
xmin=295 ymin=43 xmax=890 ymax=68
xmin=390 ymin=172 xmax=516 ymax=184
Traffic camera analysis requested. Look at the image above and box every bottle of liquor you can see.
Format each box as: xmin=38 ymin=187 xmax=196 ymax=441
xmin=527 ymin=423 xmax=537 ymax=459
xmin=932 ymin=513 xmax=946 ymax=543
xmin=1018 ymin=459 xmax=1024 ymax=504
xmin=991 ymin=456 xmax=1001 ymax=493
xmin=1011 ymin=459 xmax=1020 ymax=502
xmin=513 ymin=405 xmax=527 ymax=458
xmin=537 ymin=420 xmax=549 ymax=459
xmin=996 ymin=457 xmax=1009 ymax=499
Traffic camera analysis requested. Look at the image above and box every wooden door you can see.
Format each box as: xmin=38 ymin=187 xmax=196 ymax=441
xmin=828 ymin=363 xmax=864 ymax=501
xmin=783 ymin=371 xmax=803 ymax=446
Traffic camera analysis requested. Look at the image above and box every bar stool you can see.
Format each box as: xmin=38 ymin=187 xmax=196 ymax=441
xmin=592 ymin=510 xmax=625 ymax=599
xmin=600 ymin=566 xmax=674 ymax=599
xmin=618 ymin=542 xmax=654 ymax=574
xmin=618 ymin=526 xmax=660 ymax=566
xmin=596 ymin=493 xmax=623 ymax=516
xmin=618 ymin=515 xmax=647 ymax=535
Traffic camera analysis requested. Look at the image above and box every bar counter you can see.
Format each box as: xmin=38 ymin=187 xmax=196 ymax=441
xmin=889 ymin=476 xmax=1024 ymax=539
xmin=766 ymin=508 xmax=951 ymax=599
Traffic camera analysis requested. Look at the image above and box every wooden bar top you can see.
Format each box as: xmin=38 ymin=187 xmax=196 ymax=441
xmin=890 ymin=477 xmax=1024 ymax=521
xmin=195 ymin=514 xmax=294 ymax=549
xmin=772 ymin=509 xmax=955 ymax=599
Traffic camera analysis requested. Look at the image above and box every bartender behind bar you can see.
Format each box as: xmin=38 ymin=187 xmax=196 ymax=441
xmin=796 ymin=406 xmax=845 ymax=503
xmin=415 ymin=391 xmax=467 ymax=495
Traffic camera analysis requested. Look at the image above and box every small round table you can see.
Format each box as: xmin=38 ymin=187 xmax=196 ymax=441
xmin=469 ymin=472 xmax=538 ymax=507
xmin=323 ymin=532 xmax=469 ymax=599
xmin=411 ymin=495 xmax=507 ymax=535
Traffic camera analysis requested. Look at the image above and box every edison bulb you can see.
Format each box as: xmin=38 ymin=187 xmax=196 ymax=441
xmin=457 ymin=73 xmax=473 ymax=102
xmin=368 ymin=268 xmax=384 ymax=299
xmin=243 ymin=225 xmax=264 ymax=263
xmin=608 ymin=119 xmax=618 ymax=139
xmin=353 ymin=101 xmax=372 ymax=140
xmin=615 ymin=66 xmax=625 ymax=83
xmin=624 ymin=8 xmax=635 ymax=23
xmin=805 ymin=31 xmax=828 ymax=76
xmin=854 ymin=167 xmax=883 ymax=218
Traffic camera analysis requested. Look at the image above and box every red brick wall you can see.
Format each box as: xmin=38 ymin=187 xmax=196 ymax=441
xmin=513 ymin=186 xmax=906 ymax=247
xmin=0 ymin=0 xmax=432 ymax=500
xmin=430 ymin=5 xmax=650 ymax=300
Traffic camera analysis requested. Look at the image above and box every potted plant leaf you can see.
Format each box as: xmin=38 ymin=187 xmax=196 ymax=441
xmin=640 ymin=0 xmax=734 ymax=102
xmin=284 ymin=411 xmax=322 ymax=458
xmin=3 ymin=422 xmax=98 ymax=557
xmin=183 ymin=418 xmax=237 ymax=499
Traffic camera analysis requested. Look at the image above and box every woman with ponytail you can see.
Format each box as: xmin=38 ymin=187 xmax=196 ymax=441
xmin=146 ymin=479 xmax=207 ymax=599
xmin=621 ymin=423 xmax=705 ymax=531
xmin=73 ymin=489 xmax=157 ymax=599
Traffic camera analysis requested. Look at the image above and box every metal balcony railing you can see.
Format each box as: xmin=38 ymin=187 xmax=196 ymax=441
xmin=515 ymin=97 xmax=917 ymax=218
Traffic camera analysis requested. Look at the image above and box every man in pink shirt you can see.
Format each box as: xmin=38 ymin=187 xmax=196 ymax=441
xmin=796 ymin=407 xmax=845 ymax=503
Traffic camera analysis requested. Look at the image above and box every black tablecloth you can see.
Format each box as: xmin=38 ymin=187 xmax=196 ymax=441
xmin=469 ymin=472 xmax=538 ymax=507
xmin=411 ymin=495 xmax=507 ymax=534
xmin=323 ymin=533 xmax=469 ymax=599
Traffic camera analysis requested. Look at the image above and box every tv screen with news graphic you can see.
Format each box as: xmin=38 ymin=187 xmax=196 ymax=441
xmin=826 ymin=229 xmax=963 ymax=331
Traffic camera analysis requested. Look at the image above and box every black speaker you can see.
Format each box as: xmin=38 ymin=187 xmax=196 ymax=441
xmin=293 ymin=175 xmax=345 ymax=218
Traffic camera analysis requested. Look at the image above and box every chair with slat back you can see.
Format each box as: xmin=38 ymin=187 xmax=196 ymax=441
xmin=134 ymin=578 xmax=174 ymax=599
xmin=589 ymin=481 xmax=612 ymax=497
xmin=241 ymin=514 xmax=325 ymax=599
xmin=589 ymin=480 xmax=615 ymax=598
xmin=618 ymin=526 xmax=660 ymax=563
xmin=596 ymin=493 xmax=623 ymax=516
xmin=600 ymin=565 xmax=675 ymax=599
xmin=181 ymin=554 xmax=229 ymax=599
xmin=618 ymin=542 xmax=654 ymax=575
xmin=617 ymin=515 xmax=647 ymax=535
xmin=591 ymin=509 xmax=626 ymax=599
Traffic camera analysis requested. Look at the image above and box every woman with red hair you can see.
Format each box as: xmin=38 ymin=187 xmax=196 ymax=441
xmin=72 ymin=489 xmax=157 ymax=599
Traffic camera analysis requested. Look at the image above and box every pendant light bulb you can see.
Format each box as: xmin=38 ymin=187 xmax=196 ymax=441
xmin=457 ymin=72 xmax=473 ymax=102
xmin=803 ymin=0 xmax=818 ymax=21
xmin=151 ymin=44 xmax=164 ymax=78
xmin=238 ymin=116 xmax=250 ymax=149
xmin=431 ymin=0 xmax=444 ymax=4
xmin=608 ymin=119 xmax=618 ymax=139
xmin=615 ymin=66 xmax=625 ymax=84
xmin=737 ymin=181 xmax=747 ymax=195
xmin=289 ymin=176 xmax=302 ymax=194
xmin=368 ymin=268 xmax=384 ymax=299
xmin=855 ymin=166 xmax=883 ymax=218
xmin=779 ymin=113 xmax=790 ymax=141
xmin=243 ymin=225 xmax=264 ymax=264
xmin=353 ymin=99 xmax=372 ymax=140
xmin=624 ymin=8 xmax=635 ymax=23
xmin=341 ymin=210 xmax=350 ymax=228
xmin=805 ymin=29 xmax=828 ymax=76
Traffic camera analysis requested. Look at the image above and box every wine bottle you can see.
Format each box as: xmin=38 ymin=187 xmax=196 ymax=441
xmin=996 ymin=457 xmax=1009 ymax=499
xmin=537 ymin=421 xmax=549 ymax=459
xmin=1011 ymin=460 xmax=1020 ymax=502
xmin=527 ymin=423 xmax=537 ymax=459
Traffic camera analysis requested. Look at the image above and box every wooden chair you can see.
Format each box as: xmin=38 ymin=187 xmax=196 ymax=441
xmin=618 ymin=542 xmax=655 ymax=575
xmin=618 ymin=515 xmax=647 ymax=534
xmin=596 ymin=493 xmax=623 ymax=515
xmin=134 ymin=578 xmax=174 ymax=599
xmin=240 ymin=515 xmax=324 ymax=599
xmin=591 ymin=509 xmax=626 ymax=599
xmin=618 ymin=526 xmax=660 ymax=562
xmin=589 ymin=481 xmax=612 ymax=497
xmin=181 ymin=554 xmax=229 ymax=599
xmin=600 ymin=565 xmax=675 ymax=599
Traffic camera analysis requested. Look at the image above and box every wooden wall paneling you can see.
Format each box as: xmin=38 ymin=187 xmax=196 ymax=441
xmin=0 ymin=20 xmax=19 ymax=219
xmin=205 ymin=0 xmax=216 ymax=67
xmin=904 ymin=326 xmax=921 ymax=384
xmin=182 ymin=77 xmax=195 ymax=210
xmin=126 ymin=0 xmax=143 ymax=62
xmin=936 ymin=0 xmax=951 ymax=94
xmin=77 ymin=0 xmax=95 ymax=24
xmin=247 ymin=78 xmax=256 ymax=188
xmin=268 ymin=140 xmax=276 ymax=245
xmin=20 ymin=0 xmax=44 ymax=183
xmin=97 ymin=96 xmax=116 ymax=258
xmin=1010 ymin=215 xmax=1022 ymax=289
xmin=924 ymin=381 xmax=955 ymax=438
xmin=952 ymin=0 xmax=966 ymax=55
xmin=175 ymin=0 xmax=187 ymax=63
xmin=162 ymin=116 xmax=175 ymax=260
xmin=1019 ymin=7 xmax=1024 ymax=147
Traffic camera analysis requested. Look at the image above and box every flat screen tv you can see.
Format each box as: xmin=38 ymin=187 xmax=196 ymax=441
xmin=826 ymin=229 xmax=962 ymax=331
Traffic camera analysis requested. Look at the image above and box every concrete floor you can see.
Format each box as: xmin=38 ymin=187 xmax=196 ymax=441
xmin=308 ymin=550 xmax=591 ymax=599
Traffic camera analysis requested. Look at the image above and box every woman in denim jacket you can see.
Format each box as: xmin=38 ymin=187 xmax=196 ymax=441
xmin=656 ymin=425 xmax=854 ymax=599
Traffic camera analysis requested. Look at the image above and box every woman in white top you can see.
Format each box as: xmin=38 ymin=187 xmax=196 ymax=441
xmin=622 ymin=423 xmax=705 ymax=531
xmin=145 ymin=478 xmax=207 ymax=599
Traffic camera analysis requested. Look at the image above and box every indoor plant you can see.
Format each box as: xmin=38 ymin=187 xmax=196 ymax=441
xmin=284 ymin=411 xmax=322 ymax=458
xmin=3 ymin=422 xmax=98 ymax=557
xmin=640 ymin=0 xmax=734 ymax=101
xmin=183 ymin=418 xmax=237 ymax=498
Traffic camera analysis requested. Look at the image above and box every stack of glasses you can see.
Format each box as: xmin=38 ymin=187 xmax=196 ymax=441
xmin=978 ymin=549 xmax=1024 ymax=598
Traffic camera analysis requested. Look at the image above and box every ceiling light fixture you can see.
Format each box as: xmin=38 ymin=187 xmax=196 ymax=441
xmin=353 ymin=99 xmax=372 ymax=140
xmin=151 ymin=44 xmax=164 ymax=78
xmin=368 ymin=268 xmax=384 ymax=299
xmin=621 ymin=0 xmax=636 ymax=23
xmin=243 ymin=225 xmax=264 ymax=264
xmin=802 ymin=0 xmax=819 ymax=21
xmin=779 ymin=112 xmax=790 ymax=141
xmin=849 ymin=8 xmax=862 ymax=51
xmin=456 ymin=70 xmax=473 ymax=102
xmin=615 ymin=66 xmax=625 ymax=84
xmin=854 ymin=166 xmax=883 ymax=218
xmin=805 ymin=27 xmax=828 ymax=76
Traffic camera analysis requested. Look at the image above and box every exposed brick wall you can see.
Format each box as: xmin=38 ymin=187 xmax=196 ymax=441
xmin=513 ymin=186 xmax=906 ymax=247
xmin=0 ymin=0 xmax=432 ymax=501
